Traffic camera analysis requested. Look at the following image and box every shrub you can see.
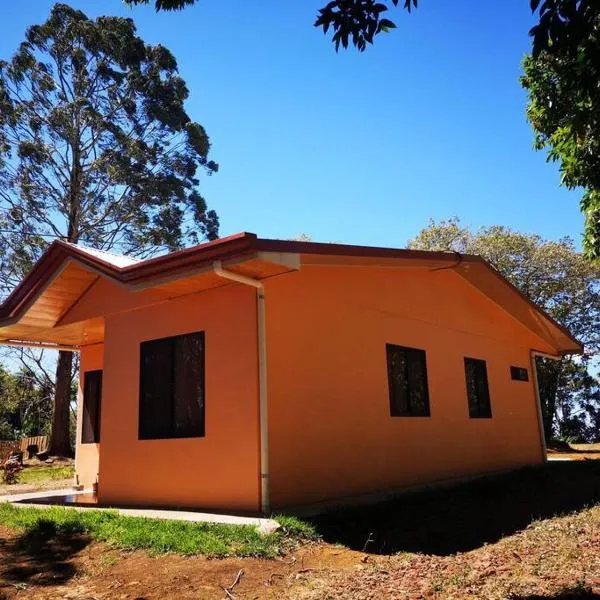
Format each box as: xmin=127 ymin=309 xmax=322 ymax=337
xmin=2 ymin=455 xmax=23 ymax=485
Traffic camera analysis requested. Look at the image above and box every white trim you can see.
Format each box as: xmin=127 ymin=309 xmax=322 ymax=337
xmin=530 ymin=350 xmax=562 ymax=361
xmin=212 ymin=261 xmax=270 ymax=515
xmin=530 ymin=350 xmax=561 ymax=462
xmin=0 ymin=339 xmax=79 ymax=352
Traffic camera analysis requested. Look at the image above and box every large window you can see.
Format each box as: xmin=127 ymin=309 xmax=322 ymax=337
xmin=139 ymin=331 xmax=205 ymax=440
xmin=82 ymin=370 xmax=102 ymax=444
xmin=386 ymin=344 xmax=431 ymax=417
xmin=464 ymin=357 xmax=492 ymax=418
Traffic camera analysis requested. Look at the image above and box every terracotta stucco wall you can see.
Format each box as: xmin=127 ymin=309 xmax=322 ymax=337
xmin=266 ymin=265 xmax=547 ymax=508
xmin=75 ymin=343 xmax=104 ymax=489
xmin=61 ymin=277 xmax=167 ymax=326
xmin=92 ymin=283 xmax=260 ymax=512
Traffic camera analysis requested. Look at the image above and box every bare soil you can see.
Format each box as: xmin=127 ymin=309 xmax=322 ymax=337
xmin=1 ymin=455 xmax=599 ymax=599
xmin=0 ymin=526 xmax=361 ymax=599
xmin=548 ymin=443 xmax=600 ymax=462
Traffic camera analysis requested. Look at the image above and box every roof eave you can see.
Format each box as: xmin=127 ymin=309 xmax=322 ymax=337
xmin=472 ymin=258 xmax=584 ymax=356
xmin=0 ymin=233 xmax=259 ymax=327
xmin=0 ymin=234 xmax=583 ymax=357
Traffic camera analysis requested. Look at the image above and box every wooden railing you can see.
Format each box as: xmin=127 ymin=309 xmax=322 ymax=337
xmin=20 ymin=435 xmax=49 ymax=454
xmin=0 ymin=435 xmax=49 ymax=461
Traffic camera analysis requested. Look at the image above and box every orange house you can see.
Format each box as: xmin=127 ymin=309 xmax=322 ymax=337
xmin=0 ymin=233 xmax=582 ymax=513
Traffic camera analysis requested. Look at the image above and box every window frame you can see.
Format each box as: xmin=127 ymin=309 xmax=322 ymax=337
xmin=464 ymin=357 xmax=492 ymax=419
xmin=82 ymin=370 xmax=102 ymax=444
xmin=386 ymin=343 xmax=431 ymax=418
xmin=138 ymin=331 xmax=206 ymax=441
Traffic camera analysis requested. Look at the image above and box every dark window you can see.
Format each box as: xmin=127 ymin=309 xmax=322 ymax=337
xmin=139 ymin=331 xmax=205 ymax=440
xmin=82 ymin=370 xmax=102 ymax=443
xmin=510 ymin=366 xmax=529 ymax=382
xmin=386 ymin=344 xmax=431 ymax=417
xmin=464 ymin=358 xmax=492 ymax=418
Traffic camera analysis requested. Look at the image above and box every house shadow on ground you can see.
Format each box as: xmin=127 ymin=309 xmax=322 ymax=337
xmin=307 ymin=460 xmax=600 ymax=556
xmin=0 ymin=519 xmax=90 ymax=587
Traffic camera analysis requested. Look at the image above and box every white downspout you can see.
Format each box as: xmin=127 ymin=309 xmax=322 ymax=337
xmin=530 ymin=350 xmax=562 ymax=463
xmin=213 ymin=260 xmax=270 ymax=514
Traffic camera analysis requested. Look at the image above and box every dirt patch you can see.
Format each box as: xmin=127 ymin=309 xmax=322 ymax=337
xmin=0 ymin=524 xmax=88 ymax=590
xmin=548 ymin=443 xmax=600 ymax=462
xmin=571 ymin=444 xmax=600 ymax=453
xmin=0 ymin=525 xmax=360 ymax=599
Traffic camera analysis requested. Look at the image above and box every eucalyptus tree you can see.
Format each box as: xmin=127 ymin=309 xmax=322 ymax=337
xmin=0 ymin=4 xmax=219 ymax=455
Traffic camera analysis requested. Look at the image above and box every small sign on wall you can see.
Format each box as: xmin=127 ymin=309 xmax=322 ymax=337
xmin=510 ymin=366 xmax=529 ymax=382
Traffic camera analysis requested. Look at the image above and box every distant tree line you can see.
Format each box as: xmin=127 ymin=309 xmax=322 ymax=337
xmin=409 ymin=218 xmax=600 ymax=443
xmin=0 ymin=364 xmax=54 ymax=440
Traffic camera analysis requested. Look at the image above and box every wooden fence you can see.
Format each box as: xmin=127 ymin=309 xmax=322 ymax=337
xmin=0 ymin=435 xmax=49 ymax=461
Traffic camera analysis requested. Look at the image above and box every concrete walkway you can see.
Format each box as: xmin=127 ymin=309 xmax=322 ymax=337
xmin=0 ymin=488 xmax=280 ymax=535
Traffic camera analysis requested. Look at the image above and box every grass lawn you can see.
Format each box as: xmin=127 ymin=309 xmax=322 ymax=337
xmin=0 ymin=462 xmax=74 ymax=497
xmin=0 ymin=503 xmax=315 ymax=559
xmin=18 ymin=465 xmax=74 ymax=484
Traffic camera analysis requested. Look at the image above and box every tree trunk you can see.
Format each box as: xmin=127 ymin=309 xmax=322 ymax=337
xmin=536 ymin=357 xmax=562 ymax=442
xmin=48 ymin=92 xmax=82 ymax=458
xmin=47 ymin=350 xmax=74 ymax=457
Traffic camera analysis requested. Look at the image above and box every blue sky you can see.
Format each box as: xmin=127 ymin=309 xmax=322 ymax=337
xmin=1 ymin=1 xmax=584 ymax=248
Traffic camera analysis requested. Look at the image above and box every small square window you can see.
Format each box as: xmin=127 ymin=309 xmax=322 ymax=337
xmin=464 ymin=357 xmax=492 ymax=419
xmin=510 ymin=366 xmax=529 ymax=382
xmin=386 ymin=344 xmax=431 ymax=417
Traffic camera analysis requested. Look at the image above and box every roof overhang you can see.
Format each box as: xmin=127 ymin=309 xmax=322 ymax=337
xmin=0 ymin=233 xmax=583 ymax=355
xmin=255 ymin=238 xmax=583 ymax=356
xmin=0 ymin=233 xmax=298 ymax=349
